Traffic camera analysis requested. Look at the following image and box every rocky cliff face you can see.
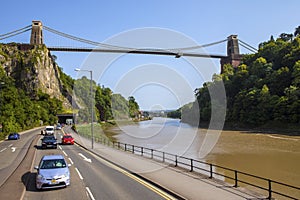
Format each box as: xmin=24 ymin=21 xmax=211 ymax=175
xmin=0 ymin=43 xmax=72 ymax=108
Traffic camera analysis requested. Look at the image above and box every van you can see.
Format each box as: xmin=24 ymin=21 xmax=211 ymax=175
xmin=44 ymin=126 xmax=55 ymax=135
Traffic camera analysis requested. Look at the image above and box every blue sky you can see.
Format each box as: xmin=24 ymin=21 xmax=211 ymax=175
xmin=1 ymin=0 xmax=300 ymax=110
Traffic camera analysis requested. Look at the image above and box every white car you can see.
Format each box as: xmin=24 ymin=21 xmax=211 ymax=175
xmin=35 ymin=154 xmax=71 ymax=190
xmin=45 ymin=126 xmax=55 ymax=135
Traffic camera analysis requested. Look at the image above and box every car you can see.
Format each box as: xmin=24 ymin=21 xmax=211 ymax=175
xmin=45 ymin=126 xmax=55 ymax=135
xmin=8 ymin=132 xmax=20 ymax=140
xmin=56 ymin=124 xmax=62 ymax=130
xmin=41 ymin=135 xmax=57 ymax=149
xmin=61 ymin=134 xmax=74 ymax=145
xmin=35 ymin=154 xmax=71 ymax=190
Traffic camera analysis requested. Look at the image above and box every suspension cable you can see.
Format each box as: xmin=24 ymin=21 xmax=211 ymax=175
xmin=167 ymin=39 xmax=228 ymax=51
xmin=239 ymin=43 xmax=257 ymax=53
xmin=44 ymin=26 xmax=135 ymax=50
xmin=0 ymin=25 xmax=31 ymax=37
xmin=238 ymin=39 xmax=257 ymax=52
xmin=0 ymin=28 xmax=32 ymax=40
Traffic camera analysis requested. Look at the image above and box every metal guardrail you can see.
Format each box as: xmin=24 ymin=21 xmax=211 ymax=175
xmin=92 ymin=136 xmax=299 ymax=200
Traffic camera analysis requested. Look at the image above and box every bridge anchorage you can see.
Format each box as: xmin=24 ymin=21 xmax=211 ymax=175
xmin=2 ymin=20 xmax=257 ymax=72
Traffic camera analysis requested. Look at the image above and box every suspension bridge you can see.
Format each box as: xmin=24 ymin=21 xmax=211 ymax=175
xmin=0 ymin=20 xmax=258 ymax=70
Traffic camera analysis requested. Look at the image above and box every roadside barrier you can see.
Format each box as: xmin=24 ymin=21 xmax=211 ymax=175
xmin=92 ymin=136 xmax=299 ymax=200
xmin=74 ymin=132 xmax=300 ymax=200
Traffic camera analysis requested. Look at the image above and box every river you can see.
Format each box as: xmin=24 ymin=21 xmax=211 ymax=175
xmin=108 ymin=117 xmax=300 ymax=198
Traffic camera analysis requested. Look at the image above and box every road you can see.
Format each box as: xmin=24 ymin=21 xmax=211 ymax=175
xmin=0 ymin=128 xmax=169 ymax=200
xmin=0 ymin=128 xmax=38 ymax=187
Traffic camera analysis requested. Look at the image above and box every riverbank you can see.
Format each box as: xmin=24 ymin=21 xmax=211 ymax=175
xmin=197 ymin=121 xmax=300 ymax=136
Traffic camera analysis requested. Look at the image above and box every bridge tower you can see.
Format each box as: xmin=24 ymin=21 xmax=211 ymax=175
xmin=30 ymin=20 xmax=43 ymax=45
xmin=220 ymin=35 xmax=242 ymax=72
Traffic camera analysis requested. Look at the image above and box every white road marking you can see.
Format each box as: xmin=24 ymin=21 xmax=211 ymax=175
xmin=0 ymin=148 xmax=7 ymax=152
xmin=68 ymin=157 xmax=74 ymax=165
xmin=11 ymin=147 xmax=16 ymax=152
xmin=62 ymin=150 xmax=68 ymax=157
xmin=58 ymin=146 xmax=62 ymax=150
xmin=86 ymin=187 xmax=96 ymax=200
xmin=8 ymin=144 xmax=13 ymax=147
xmin=75 ymin=168 xmax=83 ymax=180
xmin=78 ymin=153 xmax=92 ymax=163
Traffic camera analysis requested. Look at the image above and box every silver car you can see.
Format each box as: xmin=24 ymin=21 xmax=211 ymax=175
xmin=35 ymin=154 xmax=70 ymax=190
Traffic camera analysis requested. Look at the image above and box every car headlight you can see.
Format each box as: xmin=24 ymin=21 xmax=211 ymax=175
xmin=37 ymin=174 xmax=45 ymax=181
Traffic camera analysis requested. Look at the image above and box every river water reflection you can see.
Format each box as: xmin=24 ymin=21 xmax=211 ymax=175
xmin=110 ymin=117 xmax=300 ymax=197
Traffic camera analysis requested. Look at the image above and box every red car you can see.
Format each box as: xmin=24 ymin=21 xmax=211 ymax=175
xmin=61 ymin=134 xmax=74 ymax=145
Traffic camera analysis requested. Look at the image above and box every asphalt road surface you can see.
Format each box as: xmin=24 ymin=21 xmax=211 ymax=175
xmin=0 ymin=129 xmax=168 ymax=200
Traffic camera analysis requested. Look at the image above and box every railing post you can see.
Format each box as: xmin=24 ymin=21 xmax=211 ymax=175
xmin=151 ymin=149 xmax=153 ymax=159
xmin=209 ymin=164 xmax=213 ymax=178
xmin=118 ymin=142 xmax=120 ymax=149
xmin=163 ymin=152 xmax=165 ymax=162
xmin=190 ymin=159 xmax=193 ymax=172
xmin=268 ymin=179 xmax=272 ymax=200
xmin=112 ymin=141 xmax=115 ymax=147
xmin=234 ymin=170 xmax=238 ymax=187
xmin=132 ymin=145 xmax=134 ymax=153
xmin=125 ymin=144 xmax=127 ymax=151
xmin=175 ymin=155 xmax=178 ymax=167
xmin=141 ymin=147 xmax=144 ymax=156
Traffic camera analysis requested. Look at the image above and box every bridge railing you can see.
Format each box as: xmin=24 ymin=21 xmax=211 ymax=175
xmin=92 ymin=138 xmax=300 ymax=200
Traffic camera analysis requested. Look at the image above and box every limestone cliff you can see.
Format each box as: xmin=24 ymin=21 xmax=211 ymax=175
xmin=0 ymin=43 xmax=72 ymax=109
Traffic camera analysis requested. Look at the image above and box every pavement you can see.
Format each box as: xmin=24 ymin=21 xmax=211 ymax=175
xmin=67 ymin=127 xmax=266 ymax=200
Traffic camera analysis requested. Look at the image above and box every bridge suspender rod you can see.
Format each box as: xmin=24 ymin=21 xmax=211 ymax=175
xmin=44 ymin=25 xmax=228 ymax=52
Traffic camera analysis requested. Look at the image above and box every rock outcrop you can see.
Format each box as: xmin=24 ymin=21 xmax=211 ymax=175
xmin=0 ymin=43 xmax=72 ymax=108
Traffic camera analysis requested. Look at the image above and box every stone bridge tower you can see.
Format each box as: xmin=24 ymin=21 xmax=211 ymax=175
xmin=30 ymin=21 xmax=43 ymax=45
xmin=220 ymin=35 xmax=242 ymax=72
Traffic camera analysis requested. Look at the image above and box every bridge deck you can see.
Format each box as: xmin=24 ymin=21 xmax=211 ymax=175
xmin=48 ymin=47 xmax=228 ymax=59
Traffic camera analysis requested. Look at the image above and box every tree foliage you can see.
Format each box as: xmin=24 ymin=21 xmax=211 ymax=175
xmin=74 ymin=77 xmax=140 ymax=123
xmin=0 ymin=67 xmax=62 ymax=139
xmin=180 ymin=27 xmax=300 ymax=127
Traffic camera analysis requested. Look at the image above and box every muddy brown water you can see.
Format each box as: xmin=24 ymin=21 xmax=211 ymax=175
xmin=107 ymin=118 xmax=300 ymax=198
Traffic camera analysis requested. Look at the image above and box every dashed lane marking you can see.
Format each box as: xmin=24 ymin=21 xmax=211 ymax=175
xmin=75 ymin=167 xmax=83 ymax=180
xmin=0 ymin=148 xmax=7 ymax=153
xmin=68 ymin=157 xmax=74 ymax=165
xmin=62 ymin=150 xmax=68 ymax=157
xmin=86 ymin=187 xmax=96 ymax=200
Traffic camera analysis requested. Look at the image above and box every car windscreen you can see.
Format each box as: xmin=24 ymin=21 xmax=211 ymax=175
xmin=40 ymin=159 xmax=67 ymax=169
xmin=42 ymin=136 xmax=56 ymax=141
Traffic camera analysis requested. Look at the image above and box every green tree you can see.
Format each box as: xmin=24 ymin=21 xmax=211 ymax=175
xmin=128 ymin=96 xmax=139 ymax=118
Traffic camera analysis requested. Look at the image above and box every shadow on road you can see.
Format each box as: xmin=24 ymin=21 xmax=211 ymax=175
xmin=34 ymin=145 xmax=42 ymax=150
xmin=21 ymin=171 xmax=37 ymax=192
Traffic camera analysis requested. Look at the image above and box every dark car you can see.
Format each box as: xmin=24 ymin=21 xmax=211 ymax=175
xmin=41 ymin=135 xmax=57 ymax=149
xmin=8 ymin=132 xmax=20 ymax=140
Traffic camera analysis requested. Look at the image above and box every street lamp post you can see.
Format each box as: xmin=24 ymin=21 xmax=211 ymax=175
xmin=75 ymin=68 xmax=94 ymax=149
